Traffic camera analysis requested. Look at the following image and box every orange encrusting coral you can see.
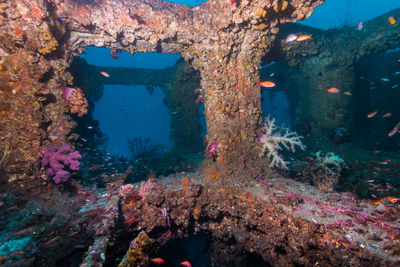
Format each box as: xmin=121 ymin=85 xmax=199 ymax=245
xmin=181 ymin=177 xmax=190 ymax=192
xmin=65 ymin=87 xmax=88 ymax=117
xmin=373 ymin=196 xmax=400 ymax=206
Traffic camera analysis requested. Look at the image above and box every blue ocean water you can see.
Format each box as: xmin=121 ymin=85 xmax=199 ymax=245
xmin=300 ymin=0 xmax=400 ymax=29
xmin=92 ymin=85 xmax=172 ymax=157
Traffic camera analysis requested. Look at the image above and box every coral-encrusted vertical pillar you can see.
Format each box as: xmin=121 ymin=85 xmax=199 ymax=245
xmin=200 ymin=49 xmax=265 ymax=176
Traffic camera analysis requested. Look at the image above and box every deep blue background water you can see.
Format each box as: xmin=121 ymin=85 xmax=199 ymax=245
xmin=81 ymin=0 xmax=400 ymax=157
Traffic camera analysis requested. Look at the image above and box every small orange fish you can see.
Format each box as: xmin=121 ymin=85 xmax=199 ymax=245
xmin=100 ymin=71 xmax=110 ymax=77
xmin=367 ymin=111 xmax=377 ymax=118
xmin=382 ymin=113 xmax=392 ymax=118
xmin=388 ymin=128 xmax=398 ymax=137
xmin=343 ymin=91 xmax=352 ymax=96
xmin=180 ymin=261 xmax=192 ymax=267
xmin=389 ymin=16 xmax=397 ymax=25
xmin=374 ymin=196 xmax=400 ymax=206
xmin=151 ymin=258 xmax=165 ymax=264
xmin=388 ymin=121 xmax=400 ymax=137
xmin=126 ymin=216 xmax=137 ymax=224
xmin=296 ymin=35 xmax=312 ymax=41
xmin=325 ymin=88 xmax=340 ymax=94
xmin=258 ymin=81 xmax=276 ymax=88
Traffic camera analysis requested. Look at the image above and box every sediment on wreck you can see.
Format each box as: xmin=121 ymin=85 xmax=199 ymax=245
xmin=266 ymin=8 xmax=400 ymax=148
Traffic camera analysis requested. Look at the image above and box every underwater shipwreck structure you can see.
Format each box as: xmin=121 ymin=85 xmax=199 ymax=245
xmin=267 ymin=7 xmax=400 ymax=149
xmin=1 ymin=0 xmax=400 ymax=266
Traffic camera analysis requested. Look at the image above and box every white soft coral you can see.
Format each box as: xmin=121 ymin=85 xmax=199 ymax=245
xmin=259 ymin=116 xmax=305 ymax=169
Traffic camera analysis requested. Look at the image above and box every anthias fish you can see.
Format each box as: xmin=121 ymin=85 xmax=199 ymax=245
xmin=367 ymin=111 xmax=378 ymax=118
xmin=285 ymin=34 xmax=298 ymax=43
xmin=382 ymin=113 xmax=392 ymax=118
xmin=180 ymin=261 xmax=192 ymax=267
xmin=296 ymin=35 xmax=312 ymax=41
xmin=388 ymin=121 xmax=400 ymax=137
xmin=125 ymin=216 xmax=137 ymax=224
xmin=100 ymin=71 xmax=110 ymax=77
xmin=151 ymin=258 xmax=165 ymax=264
xmin=325 ymin=88 xmax=339 ymax=94
xmin=357 ymin=21 xmax=363 ymax=30
xmin=258 ymin=81 xmax=276 ymax=88
xmin=374 ymin=196 xmax=400 ymax=206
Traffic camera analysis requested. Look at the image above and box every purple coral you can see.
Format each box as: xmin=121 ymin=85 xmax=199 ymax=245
xmin=206 ymin=140 xmax=219 ymax=159
xmin=41 ymin=143 xmax=81 ymax=184
xmin=62 ymin=87 xmax=75 ymax=101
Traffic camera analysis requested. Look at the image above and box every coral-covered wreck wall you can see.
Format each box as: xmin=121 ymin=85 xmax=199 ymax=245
xmin=0 ymin=0 xmax=324 ymax=181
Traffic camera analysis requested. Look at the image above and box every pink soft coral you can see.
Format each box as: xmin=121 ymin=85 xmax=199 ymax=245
xmin=42 ymin=143 xmax=82 ymax=184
